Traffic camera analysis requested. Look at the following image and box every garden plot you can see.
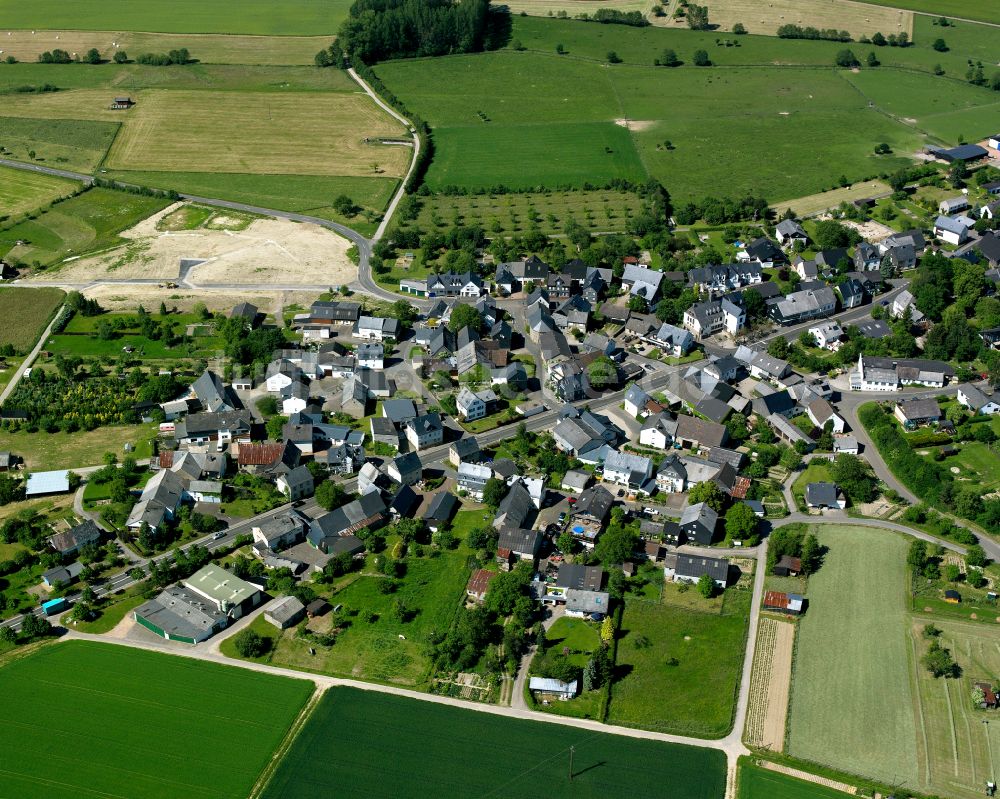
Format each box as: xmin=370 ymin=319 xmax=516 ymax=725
xmin=744 ymin=616 xmax=795 ymax=751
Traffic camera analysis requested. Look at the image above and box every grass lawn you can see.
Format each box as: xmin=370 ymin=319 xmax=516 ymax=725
xmin=938 ymin=441 xmax=1000 ymax=492
xmin=909 ymin=618 xmax=1000 ymax=799
xmin=0 ymin=187 xmax=172 ymax=268
xmin=0 ymin=166 xmax=81 ymax=219
xmin=0 ymin=117 xmax=120 ymax=174
xmin=244 ymin=514 xmax=483 ymax=686
xmin=791 ymin=461 xmax=833 ymax=507
xmin=260 ymin=686 xmax=727 ymax=799
xmin=608 ymin=588 xmax=750 ymax=737
xmin=737 ymin=760 xmax=855 ymax=799
xmin=786 ymin=525 xmax=918 ymax=785
xmin=0 ymin=0 xmax=350 ymax=34
xmin=0 ymin=423 xmax=157 ymax=470
xmin=0 ymin=640 xmax=314 ymax=799
xmin=0 ymin=287 xmax=64 ymax=353
xmin=71 ymin=590 xmax=147 ymax=634
xmin=532 ymin=615 xmax=604 ymax=720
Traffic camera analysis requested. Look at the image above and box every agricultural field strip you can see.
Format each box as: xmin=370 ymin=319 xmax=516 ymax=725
xmin=744 ymin=616 xmax=795 ymax=751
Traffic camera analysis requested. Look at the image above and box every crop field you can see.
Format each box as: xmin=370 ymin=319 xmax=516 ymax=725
xmin=853 ymin=0 xmax=1000 ymax=26
xmin=691 ymin=0 xmax=911 ymax=39
xmin=0 ymin=30 xmax=331 ymax=66
xmin=0 ymin=187 xmax=171 ymax=267
xmin=0 ymin=287 xmax=64 ymax=352
xmin=743 ymin=616 xmax=795 ymax=751
xmin=843 ymin=70 xmax=1000 ymax=144
xmin=786 ymin=525 xmax=918 ymax=785
xmin=909 ymin=618 xmax=1000 ymax=799
xmin=738 ymin=761 xmax=856 ymax=799
xmin=0 ymin=166 xmax=79 ymax=219
xmin=0 ymin=0 xmax=349 ymax=35
xmin=375 ymin=52 xmax=922 ymax=201
xmin=771 ymin=180 xmax=890 ymax=217
xmin=260 ymin=687 xmax=728 ymax=799
xmin=505 ymin=0 xmax=650 ymax=15
xmin=608 ymin=589 xmax=750 ymax=737
xmin=0 ymin=640 xmax=314 ymax=799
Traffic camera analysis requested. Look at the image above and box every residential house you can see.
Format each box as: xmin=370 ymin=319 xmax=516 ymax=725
xmin=126 ymin=469 xmax=184 ymax=533
xmin=565 ymin=588 xmax=611 ymax=620
xmin=674 ymin=415 xmax=728 ymax=449
xmin=665 ymin=553 xmax=729 ymax=587
xmin=174 ymin=410 xmax=252 ymax=447
xmin=449 ymin=437 xmax=481 ymax=467
xmin=837 ymin=279 xmax=866 ymax=310
xmin=265 ymin=360 xmax=303 ymax=393
xmin=683 ymin=298 xmax=746 ymax=339
xmin=570 ymin=485 xmax=613 ymax=543
xmin=387 ymin=452 xmax=422 ymax=486
xmin=601 ymin=450 xmax=654 ymax=494
xmin=934 ymin=215 xmax=969 ymax=246
xmin=894 ymin=398 xmax=941 ymax=427
xmin=405 ymin=413 xmax=444 ymax=451
xmin=856 ymin=319 xmax=892 ymax=340
xmin=739 ymin=236 xmax=786 ymax=267
xmin=426 ymin=271 xmax=484 ymax=298
xmin=370 ymin=417 xmax=400 ymax=450
xmin=494 ymin=480 xmax=536 ymax=531
xmin=809 ymin=321 xmax=844 ymax=350
xmin=939 ymin=196 xmax=970 ymax=215
xmin=979 ymin=233 xmax=1000 ymax=268
xmin=466 ymin=569 xmax=495 ymax=602
xmin=353 ymin=315 xmax=401 ymax=341
xmin=805 ymin=482 xmax=847 ymax=509
xmin=833 ymin=435 xmax=860 ymax=455
xmin=815 ymin=248 xmax=849 ymax=271
xmin=770 ymin=286 xmax=837 ymax=325
xmin=252 ymin=511 xmax=307 ymax=551
xmin=850 ymin=355 xmax=954 ymax=391
xmin=308 ymin=492 xmax=387 ymax=553
xmin=457 ymin=461 xmax=492 ymax=499
xmin=792 ymin=257 xmax=818 ymax=281
xmin=647 ymin=322 xmax=694 ymax=357
xmin=854 ymin=242 xmax=881 ymax=271
xmin=621 ymin=264 xmax=663 ymax=301
xmin=189 ymin=369 xmax=237 ymax=413
xmin=552 ymin=408 xmax=620 ymax=461
xmin=356 ymin=342 xmax=384 ymax=370
xmin=496 ymin=526 xmax=542 ymax=569
xmin=423 ymin=492 xmax=459 ymax=533
xmin=47 ymin=519 xmax=101 ymax=557
xmin=639 ymin=412 xmax=679 ymax=450
xmin=679 ymin=502 xmax=717 ymax=545
xmin=687 ymin=264 xmax=762 ymax=292
xmin=280 ymin=381 xmax=310 ymax=416
xmin=775 ymin=219 xmax=808 ymax=247
xmin=656 ymin=455 xmax=687 ymax=493
xmin=456 ymin=387 xmax=496 ymax=421
xmin=957 ymin=383 xmax=1000 ymax=415
xmin=624 ymin=385 xmax=651 ymax=417
xmin=806 ymin=398 xmax=845 ymax=433
xmin=561 ymin=470 xmax=591 ymax=494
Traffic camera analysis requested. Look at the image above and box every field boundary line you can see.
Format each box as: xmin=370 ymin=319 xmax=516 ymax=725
xmin=942 ymin=675 xmax=960 ymax=775
xmin=248 ymin=685 xmax=327 ymax=799
xmin=755 ymin=759 xmax=858 ymax=794
xmin=908 ymin=623 xmax=932 ymax=785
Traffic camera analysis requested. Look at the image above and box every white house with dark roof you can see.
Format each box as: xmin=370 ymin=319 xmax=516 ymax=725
xmin=934 ymin=215 xmax=969 ymax=246
xmin=775 ymin=219 xmax=808 ymax=247
xmin=683 ymin=298 xmax=745 ymax=339
xmin=621 ymin=264 xmax=664 ymax=301
xmin=601 ymin=450 xmax=654 ymax=493
xmin=647 ymin=322 xmax=693 ymax=357
xmin=957 ymin=383 xmax=1000 ymax=415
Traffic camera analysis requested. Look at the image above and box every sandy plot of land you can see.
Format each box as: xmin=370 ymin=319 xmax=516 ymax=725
xmin=655 ymin=0 xmax=911 ymax=38
xmin=503 ymin=0 xmax=649 ymax=15
xmin=839 ymin=218 xmax=897 ymax=243
xmin=80 ymin=284 xmax=317 ymax=314
xmin=745 ymin=616 xmax=795 ymax=751
xmin=0 ymin=29 xmax=329 ymax=65
xmin=31 ymin=202 xmax=357 ymax=285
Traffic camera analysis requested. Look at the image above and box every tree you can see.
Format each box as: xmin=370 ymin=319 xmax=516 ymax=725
xmin=0 ymin=625 xmax=15 ymax=645
xmin=831 ymin=453 xmax=876 ymax=503
xmin=657 ymin=48 xmax=681 ymax=67
xmin=732 ymin=22 xmax=746 ymax=34
xmin=932 ymin=38 xmax=948 ymax=51
xmin=314 ymin=480 xmax=347 ymax=511
xmin=587 ymin=355 xmax=618 ymax=389
xmin=725 ymin=503 xmax=758 ymax=541
xmin=20 ymin=613 xmax=52 ymax=639
xmin=557 ymin=530 xmax=575 ymax=554
xmin=835 ymin=49 xmax=859 ymax=67
xmin=907 ymin=539 xmax=928 ymax=574
xmin=113 ymin=50 xmax=129 ymax=63
xmin=84 ymin=48 xmax=101 ymax=64
xmin=948 ymin=159 xmax=967 ymax=189
xmin=767 ymin=336 xmax=789 ymax=359
xmin=866 ymin=51 xmax=879 ymax=67
xmin=233 ymin=629 xmax=271 ymax=658
xmin=596 ymin=522 xmax=639 ymax=565
xmin=600 ymin=616 xmax=614 ymax=645
xmin=813 ymin=219 xmax=856 ymax=249
xmin=447 ymin=303 xmax=483 ymax=334
xmin=922 ymin=639 xmax=958 ymax=678
xmin=686 ymin=4 xmax=709 ymax=30
xmin=799 ymin=533 xmax=821 ymax=574
xmin=687 ymin=480 xmax=725 ymax=512
xmin=697 ymin=572 xmax=716 ymax=598
xmin=966 ymin=544 xmax=988 ymax=569
xmin=779 ymin=446 xmax=802 ymax=471
xmin=606 ymin=51 xmax=622 ymax=64
xmin=266 ymin=415 xmax=287 ymax=441
xmin=692 ymin=49 xmax=711 ymax=67
xmin=482 ymin=478 xmax=507 ymax=509
xmin=331 ymin=195 xmax=358 ymax=217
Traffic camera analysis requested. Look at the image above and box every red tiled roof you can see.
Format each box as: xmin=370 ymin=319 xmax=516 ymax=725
xmin=729 ymin=476 xmax=751 ymax=499
xmin=466 ymin=568 xmax=495 ymax=596
xmin=238 ymin=443 xmax=283 ymax=466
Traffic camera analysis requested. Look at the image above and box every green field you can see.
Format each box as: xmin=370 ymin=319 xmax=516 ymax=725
xmin=910 ymin=618 xmax=1000 ymax=799
xmin=0 ymin=187 xmax=172 ymax=267
xmin=0 ymin=423 xmax=157 ymax=470
xmin=0 ymin=640 xmax=314 ymax=799
xmin=375 ymin=52 xmax=923 ymax=201
xmin=260 ymin=687 xmax=728 ymax=799
xmin=0 ymin=0 xmax=349 ymax=35
xmin=608 ymin=589 xmax=751 ymax=737
xmin=0 ymin=117 xmax=120 ymax=174
xmin=853 ymin=0 xmax=1000 ymax=26
xmin=738 ymin=761 xmax=855 ymax=799
xmin=786 ymin=525 xmax=918 ymax=785
xmin=0 ymin=287 xmax=65 ymax=352
xmin=0 ymin=165 xmax=80 ymax=219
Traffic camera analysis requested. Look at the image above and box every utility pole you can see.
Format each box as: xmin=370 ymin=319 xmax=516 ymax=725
xmin=568 ymin=746 xmax=575 ymax=782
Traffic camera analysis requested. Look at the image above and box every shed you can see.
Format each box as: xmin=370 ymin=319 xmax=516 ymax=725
xmin=264 ymin=596 xmax=306 ymax=629
xmin=25 ymin=469 xmax=70 ymax=497
xmin=944 ymin=589 xmax=962 ymax=604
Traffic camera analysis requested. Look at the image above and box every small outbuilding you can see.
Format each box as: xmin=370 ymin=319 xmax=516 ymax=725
xmin=264 ymin=596 xmax=306 ymax=629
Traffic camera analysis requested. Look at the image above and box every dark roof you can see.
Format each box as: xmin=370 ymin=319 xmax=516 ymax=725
xmin=556 ymin=564 xmax=604 ymax=591
xmin=496 ymin=527 xmax=541 ymax=557
xmin=572 ymin=485 xmax=614 ymax=522
xmin=390 ymin=485 xmax=421 ymax=517
xmin=423 ymin=491 xmax=459 ymax=523
xmin=805 ymin=482 xmax=842 ymax=507
xmin=935 ymin=144 xmax=988 ymax=162
xmin=674 ymin=555 xmax=729 ymax=583
xmin=856 ymin=319 xmax=892 ymax=339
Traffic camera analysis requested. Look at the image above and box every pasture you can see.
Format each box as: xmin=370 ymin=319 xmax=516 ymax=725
xmin=0 ymin=0 xmax=348 ymax=35
xmin=608 ymin=589 xmax=750 ymax=737
xmin=0 ymin=30 xmax=331 ymax=66
xmin=910 ymin=618 xmax=1000 ymax=799
xmin=771 ymin=180 xmax=890 ymax=217
xmin=260 ymin=686 xmax=728 ymax=799
xmin=786 ymin=525 xmax=918 ymax=785
xmin=375 ymin=51 xmax=923 ymax=201
xmin=0 ymin=423 xmax=157 ymax=469
xmin=0 ymin=187 xmax=172 ymax=267
xmin=0 ymin=117 xmax=119 ymax=174
xmin=0 ymin=166 xmax=79 ymax=219
xmin=0 ymin=640 xmax=314 ymax=799
xmin=690 ymin=0 xmax=911 ymax=39
xmin=851 ymin=0 xmax=1000 ymax=26
xmin=0 ymin=287 xmax=64 ymax=352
